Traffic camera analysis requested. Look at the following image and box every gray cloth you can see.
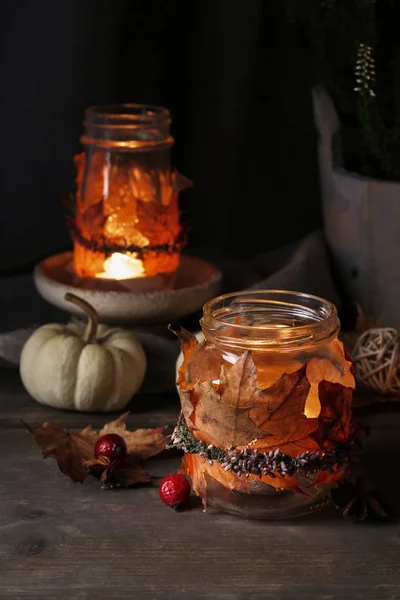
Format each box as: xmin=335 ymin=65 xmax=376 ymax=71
xmin=0 ymin=231 xmax=339 ymax=394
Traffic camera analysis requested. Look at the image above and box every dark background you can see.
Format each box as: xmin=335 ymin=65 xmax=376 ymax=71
xmin=0 ymin=0 xmax=321 ymax=274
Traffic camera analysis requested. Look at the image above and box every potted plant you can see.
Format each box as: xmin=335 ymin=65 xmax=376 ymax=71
xmin=286 ymin=1 xmax=400 ymax=328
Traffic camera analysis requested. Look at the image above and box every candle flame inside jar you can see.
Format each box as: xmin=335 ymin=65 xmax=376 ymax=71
xmin=96 ymin=252 xmax=145 ymax=280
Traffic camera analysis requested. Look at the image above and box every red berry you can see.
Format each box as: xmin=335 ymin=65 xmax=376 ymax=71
xmin=159 ymin=474 xmax=191 ymax=510
xmin=95 ymin=434 xmax=127 ymax=462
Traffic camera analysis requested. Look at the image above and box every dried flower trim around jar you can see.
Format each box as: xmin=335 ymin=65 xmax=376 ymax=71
xmin=171 ymin=328 xmax=356 ymax=509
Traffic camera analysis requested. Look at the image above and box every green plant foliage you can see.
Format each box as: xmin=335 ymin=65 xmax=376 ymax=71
xmin=286 ymin=0 xmax=400 ymax=181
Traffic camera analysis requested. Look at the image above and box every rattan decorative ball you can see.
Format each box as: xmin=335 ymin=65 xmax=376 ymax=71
xmin=352 ymin=328 xmax=400 ymax=395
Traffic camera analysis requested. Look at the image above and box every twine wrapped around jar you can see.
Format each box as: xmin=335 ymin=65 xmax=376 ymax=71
xmin=352 ymin=328 xmax=400 ymax=395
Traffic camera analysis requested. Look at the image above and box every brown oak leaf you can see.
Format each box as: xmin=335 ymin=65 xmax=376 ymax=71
xmin=24 ymin=414 xmax=167 ymax=487
xmin=310 ymin=380 xmax=353 ymax=451
xmin=22 ymin=421 xmax=88 ymax=483
xmin=248 ymin=366 xmax=320 ymax=457
xmin=78 ymin=412 xmax=167 ymax=460
xmin=82 ymin=455 xmax=151 ymax=488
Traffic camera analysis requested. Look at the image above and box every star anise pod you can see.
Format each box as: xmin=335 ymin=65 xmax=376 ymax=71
xmin=330 ymin=477 xmax=389 ymax=522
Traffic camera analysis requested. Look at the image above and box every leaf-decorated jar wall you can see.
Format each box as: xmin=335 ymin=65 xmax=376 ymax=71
xmin=72 ymin=104 xmax=188 ymax=289
xmin=173 ymin=290 xmax=356 ymax=519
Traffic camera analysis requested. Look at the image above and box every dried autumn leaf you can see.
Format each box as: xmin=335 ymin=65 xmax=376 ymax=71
xmin=22 ymin=421 xmax=88 ymax=483
xmin=170 ymin=325 xmax=221 ymax=391
xmin=177 ymin=346 xmax=355 ymax=500
xmin=24 ymin=414 xmax=167 ymax=487
xmin=70 ymin=433 xmax=96 ymax=460
xmin=259 ymin=472 xmax=307 ymax=495
xmin=182 ymin=355 xmax=324 ymax=455
xmin=109 ymin=459 xmax=151 ymax=487
xmin=179 ymin=453 xmax=248 ymax=510
xmin=182 ymin=350 xmax=266 ymax=427
xmin=312 ymin=467 xmax=348 ymax=488
xmin=78 ymin=412 xmax=167 ymax=460
xmin=169 ymin=325 xmax=199 ymax=389
xmin=219 ymin=351 xmax=263 ymax=409
xmin=83 ymin=455 xmax=151 ymax=488
xmin=179 ymin=388 xmax=196 ymax=426
xmin=190 ymin=379 xmax=266 ymax=448
xmin=305 ymin=339 xmax=355 ymax=418
xmin=248 ymin=366 xmax=320 ymax=457
xmin=180 ymin=452 xmax=307 ymax=506
xmin=306 ymin=341 xmax=355 ymax=389
xmin=311 ymin=381 xmax=353 ymax=451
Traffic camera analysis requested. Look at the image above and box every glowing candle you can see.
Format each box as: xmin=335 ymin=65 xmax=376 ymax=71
xmin=96 ymin=253 xmax=145 ymax=280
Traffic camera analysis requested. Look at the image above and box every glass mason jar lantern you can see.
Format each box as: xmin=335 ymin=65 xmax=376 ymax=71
xmin=71 ymin=104 xmax=188 ymax=290
xmin=173 ymin=291 xmax=356 ymax=519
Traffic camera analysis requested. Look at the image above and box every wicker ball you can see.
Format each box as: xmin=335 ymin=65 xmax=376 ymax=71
xmin=352 ymin=328 xmax=400 ymax=395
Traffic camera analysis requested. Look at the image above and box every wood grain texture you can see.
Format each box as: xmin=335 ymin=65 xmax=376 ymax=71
xmin=1 ymin=373 xmax=400 ymax=599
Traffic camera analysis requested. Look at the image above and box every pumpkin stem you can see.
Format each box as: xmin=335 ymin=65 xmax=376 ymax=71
xmin=64 ymin=293 xmax=98 ymax=343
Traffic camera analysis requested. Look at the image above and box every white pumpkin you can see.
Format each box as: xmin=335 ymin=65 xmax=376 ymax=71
xmin=20 ymin=293 xmax=147 ymax=412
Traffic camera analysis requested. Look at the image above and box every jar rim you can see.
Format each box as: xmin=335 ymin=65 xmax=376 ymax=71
xmin=201 ymin=290 xmax=339 ymax=349
xmin=81 ymin=103 xmax=173 ymax=150
xmin=84 ymin=103 xmax=171 ymax=125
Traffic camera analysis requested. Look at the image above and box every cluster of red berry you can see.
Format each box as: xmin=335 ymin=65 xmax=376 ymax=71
xmin=95 ymin=433 xmax=191 ymax=510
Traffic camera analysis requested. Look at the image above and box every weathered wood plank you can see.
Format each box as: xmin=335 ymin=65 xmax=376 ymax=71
xmin=2 ymin=372 xmax=400 ymax=598
xmin=0 ymin=423 xmax=400 ymax=600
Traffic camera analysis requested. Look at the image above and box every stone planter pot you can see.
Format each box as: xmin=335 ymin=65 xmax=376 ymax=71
xmin=313 ymin=86 xmax=400 ymax=328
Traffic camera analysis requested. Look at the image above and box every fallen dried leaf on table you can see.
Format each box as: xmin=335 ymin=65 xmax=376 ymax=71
xmin=23 ymin=414 xmax=167 ymax=488
xmin=22 ymin=421 xmax=88 ymax=483
xmin=82 ymin=455 xmax=152 ymax=488
xmin=79 ymin=412 xmax=167 ymax=460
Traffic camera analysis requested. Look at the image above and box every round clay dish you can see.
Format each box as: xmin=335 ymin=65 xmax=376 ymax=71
xmin=34 ymin=252 xmax=222 ymax=325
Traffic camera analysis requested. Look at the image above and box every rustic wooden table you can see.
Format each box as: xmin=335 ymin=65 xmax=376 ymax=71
xmin=1 ymin=370 xmax=400 ymax=600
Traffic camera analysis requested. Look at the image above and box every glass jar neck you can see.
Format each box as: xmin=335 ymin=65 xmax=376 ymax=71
xmin=81 ymin=104 xmax=174 ymax=150
xmin=201 ymin=291 xmax=340 ymax=351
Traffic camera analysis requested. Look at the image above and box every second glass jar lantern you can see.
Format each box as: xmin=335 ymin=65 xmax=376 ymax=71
xmin=173 ymin=290 xmax=356 ymax=519
xmin=72 ymin=104 xmax=187 ymax=290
